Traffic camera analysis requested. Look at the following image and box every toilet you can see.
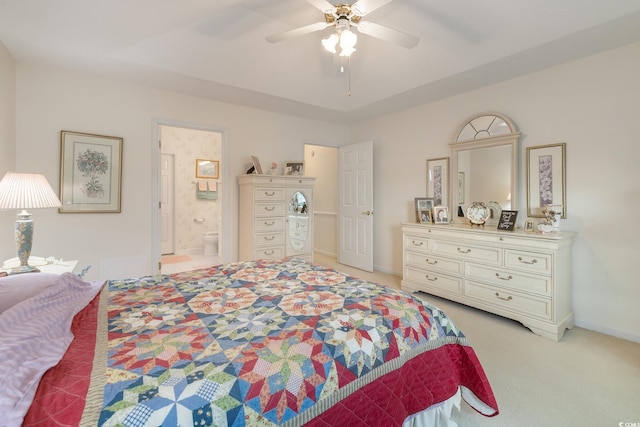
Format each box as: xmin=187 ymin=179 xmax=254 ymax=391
xmin=202 ymin=231 xmax=219 ymax=256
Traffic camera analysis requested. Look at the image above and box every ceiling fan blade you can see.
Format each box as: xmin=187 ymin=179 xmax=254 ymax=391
xmin=266 ymin=21 xmax=329 ymax=43
xmin=355 ymin=21 xmax=419 ymax=48
xmin=351 ymin=0 xmax=394 ymax=16
xmin=305 ymin=0 xmax=337 ymax=14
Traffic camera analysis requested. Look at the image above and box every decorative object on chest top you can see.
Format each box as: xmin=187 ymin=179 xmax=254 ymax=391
xmin=238 ymin=175 xmax=315 ymax=261
xmin=0 ymin=172 xmax=62 ymax=274
xmin=402 ymin=222 xmax=575 ymax=340
xmin=466 ymin=202 xmax=490 ymax=226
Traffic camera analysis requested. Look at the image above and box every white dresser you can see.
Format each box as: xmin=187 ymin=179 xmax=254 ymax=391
xmin=401 ymin=223 xmax=575 ymax=340
xmin=238 ymin=175 xmax=315 ymax=261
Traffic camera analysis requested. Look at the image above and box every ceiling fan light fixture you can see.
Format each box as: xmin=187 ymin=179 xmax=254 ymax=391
xmin=340 ymin=28 xmax=357 ymax=51
xmin=321 ymin=33 xmax=339 ymax=53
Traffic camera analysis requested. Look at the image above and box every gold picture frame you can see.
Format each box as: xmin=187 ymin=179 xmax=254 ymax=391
xmin=195 ymin=159 xmax=219 ymax=179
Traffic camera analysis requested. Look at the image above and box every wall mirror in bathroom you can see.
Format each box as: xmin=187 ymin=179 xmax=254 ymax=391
xmin=288 ymin=191 xmax=309 ymax=251
xmin=450 ymin=113 xmax=521 ymax=226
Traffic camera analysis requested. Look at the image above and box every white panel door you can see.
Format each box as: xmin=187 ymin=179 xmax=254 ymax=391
xmin=161 ymin=153 xmax=175 ymax=255
xmin=339 ymin=141 xmax=373 ymax=272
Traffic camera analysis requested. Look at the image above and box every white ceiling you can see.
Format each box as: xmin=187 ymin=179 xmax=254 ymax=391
xmin=2 ymin=0 xmax=640 ymax=124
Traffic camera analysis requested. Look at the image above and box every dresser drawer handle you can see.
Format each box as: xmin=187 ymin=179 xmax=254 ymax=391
xmin=425 ymin=274 xmax=438 ymax=282
xmin=264 ymin=250 xmax=275 ymax=256
xmin=264 ymin=206 xmax=276 ymax=211
xmin=264 ymin=191 xmax=276 ymax=196
xmin=457 ymin=247 xmax=471 ymax=254
xmin=495 ymin=273 xmax=513 ymax=281
xmin=264 ymin=236 xmax=275 ymax=241
xmin=411 ymin=240 xmax=424 ymax=246
xmin=264 ymin=221 xmax=275 ymax=226
xmin=425 ymin=259 xmax=437 ymax=265
xmin=495 ymin=293 xmax=513 ymax=301
xmin=518 ymin=257 xmax=538 ymax=265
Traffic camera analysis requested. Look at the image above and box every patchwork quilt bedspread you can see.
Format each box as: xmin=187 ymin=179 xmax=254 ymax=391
xmin=25 ymin=257 xmax=498 ymax=426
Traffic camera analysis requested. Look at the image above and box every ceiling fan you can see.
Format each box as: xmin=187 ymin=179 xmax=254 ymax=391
xmin=266 ymin=0 xmax=419 ymax=56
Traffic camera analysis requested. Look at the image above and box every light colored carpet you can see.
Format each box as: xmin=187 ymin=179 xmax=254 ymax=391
xmin=314 ymin=254 xmax=640 ymax=427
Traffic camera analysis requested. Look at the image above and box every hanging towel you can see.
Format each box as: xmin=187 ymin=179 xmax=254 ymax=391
xmin=198 ymin=181 xmax=207 ymax=191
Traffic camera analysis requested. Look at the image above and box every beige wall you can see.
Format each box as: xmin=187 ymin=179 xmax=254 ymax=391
xmin=0 ymin=43 xmax=16 ymax=254
xmin=6 ymin=63 xmax=349 ymax=280
xmin=351 ymin=41 xmax=640 ymax=342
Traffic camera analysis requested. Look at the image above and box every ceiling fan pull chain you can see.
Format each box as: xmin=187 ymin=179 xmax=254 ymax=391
xmin=348 ymin=56 xmax=352 ymax=97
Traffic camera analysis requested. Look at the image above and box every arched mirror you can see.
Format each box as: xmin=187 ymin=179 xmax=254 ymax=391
xmin=450 ymin=113 xmax=520 ymax=226
xmin=288 ymin=191 xmax=309 ymax=251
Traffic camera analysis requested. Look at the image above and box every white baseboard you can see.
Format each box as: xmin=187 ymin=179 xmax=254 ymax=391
xmin=574 ymin=319 xmax=640 ymax=344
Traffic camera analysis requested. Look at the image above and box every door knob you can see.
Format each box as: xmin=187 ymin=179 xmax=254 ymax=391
xmin=361 ymin=210 xmax=373 ymax=216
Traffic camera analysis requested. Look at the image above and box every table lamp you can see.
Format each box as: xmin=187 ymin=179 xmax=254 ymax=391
xmin=0 ymin=172 xmax=62 ymax=274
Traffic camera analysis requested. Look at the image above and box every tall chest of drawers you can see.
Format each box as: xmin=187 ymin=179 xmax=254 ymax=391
xmin=238 ymin=175 xmax=315 ymax=261
xmin=401 ymin=223 xmax=575 ymax=340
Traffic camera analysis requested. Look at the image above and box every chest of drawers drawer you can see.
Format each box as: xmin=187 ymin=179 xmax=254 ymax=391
xmin=255 ymin=217 xmax=285 ymax=232
xmin=254 ymin=246 xmax=285 ymax=259
xmin=466 ymin=262 xmax=551 ymax=296
xmin=404 ymin=235 xmax=430 ymax=254
xmin=505 ymin=249 xmax=552 ymax=275
xmin=255 ymin=203 xmax=285 ymax=217
xmin=255 ymin=231 xmax=285 ymax=247
xmin=404 ymin=251 xmax=463 ymax=276
xmin=465 ymin=280 xmax=552 ymax=321
xmin=432 ymin=240 xmax=502 ymax=265
xmin=404 ymin=266 xmax=463 ymax=294
xmin=255 ymin=187 xmax=285 ymax=201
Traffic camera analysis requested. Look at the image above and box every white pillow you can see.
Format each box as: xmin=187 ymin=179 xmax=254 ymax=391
xmin=0 ymin=273 xmax=61 ymax=314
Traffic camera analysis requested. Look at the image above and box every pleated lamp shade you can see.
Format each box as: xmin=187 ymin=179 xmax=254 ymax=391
xmin=0 ymin=172 xmax=62 ymax=210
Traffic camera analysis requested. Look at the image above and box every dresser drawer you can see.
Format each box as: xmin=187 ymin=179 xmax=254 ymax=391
xmin=465 ymin=280 xmax=552 ymax=321
xmin=255 ymin=203 xmax=285 ymax=217
xmin=254 ymin=246 xmax=285 ymax=259
xmin=432 ymin=240 xmax=502 ymax=265
xmin=505 ymin=250 xmax=552 ymax=275
xmin=255 ymin=217 xmax=285 ymax=232
xmin=466 ymin=263 xmax=551 ymax=296
xmin=404 ymin=252 xmax=463 ymax=276
xmin=404 ymin=266 xmax=463 ymax=293
xmin=255 ymin=187 xmax=285 ymax=201
xmin=255 ymin=231 xmax=285 ymax=247
xmin=404 ymin=235 xmax=430 ymax=254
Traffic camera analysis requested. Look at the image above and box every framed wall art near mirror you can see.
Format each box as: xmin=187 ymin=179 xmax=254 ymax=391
xmin=427 ymin=157 xmax=449 ymax=208
xmin=526 ymin=143 xmax=566 ymax=218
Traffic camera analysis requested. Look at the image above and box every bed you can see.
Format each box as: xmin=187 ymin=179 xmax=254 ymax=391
xmin=2 ymin=257 xmax=498 ymax=426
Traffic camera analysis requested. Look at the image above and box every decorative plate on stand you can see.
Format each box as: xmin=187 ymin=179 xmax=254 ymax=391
xmin=467 ymin=202 xmax=490 ymax=226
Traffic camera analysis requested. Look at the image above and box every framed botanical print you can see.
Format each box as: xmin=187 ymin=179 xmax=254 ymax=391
xmin=59 ymin=131 xmax=123 ymax=213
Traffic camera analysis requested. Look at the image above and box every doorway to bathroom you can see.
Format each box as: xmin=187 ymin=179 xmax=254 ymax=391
xmin=151 ymin=121 xmax=228 ymax=275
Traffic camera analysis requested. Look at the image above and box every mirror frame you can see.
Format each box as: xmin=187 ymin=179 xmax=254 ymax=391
xmin=449 ymin=113 xmax=521 ymax=226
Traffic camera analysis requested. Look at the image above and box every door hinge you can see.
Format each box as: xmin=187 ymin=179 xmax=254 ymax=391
xmin=159 ymin=201 xmax=162 ymax=209
xmin=159 ymin=261 xmax=162 ymax=270
xmin=158 ymin=140 xmax=162 ymax=148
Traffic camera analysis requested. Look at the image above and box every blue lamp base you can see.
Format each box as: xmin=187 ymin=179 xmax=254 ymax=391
xmin=11 ymin=211 xmax=39 ymax=275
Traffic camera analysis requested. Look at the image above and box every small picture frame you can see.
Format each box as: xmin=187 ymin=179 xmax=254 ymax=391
xmin=251 ymin=156 xmax=263 ymax=174
xmin=427 ymin=157 xmax=449 ymax=207
xmin=434 ymin=206 xmax=450 ymax=224
xmin=284 ymin=161 xmax=304 ymax=176
xmin=524 ymin=220 xmax=534 ymax=232
xmin=497 ymin=210 xmax=518 ymax=231
xmin=419 ymin=209 xmax=432 ymax=224
xmin=195 ymin=159 xmax=219 ymax=179
xmin=414 ymin=197 xmax=434 ymax=222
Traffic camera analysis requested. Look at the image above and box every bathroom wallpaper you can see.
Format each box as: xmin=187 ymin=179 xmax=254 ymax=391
xmin=160 ymin=125 xmax=222 ymax=253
